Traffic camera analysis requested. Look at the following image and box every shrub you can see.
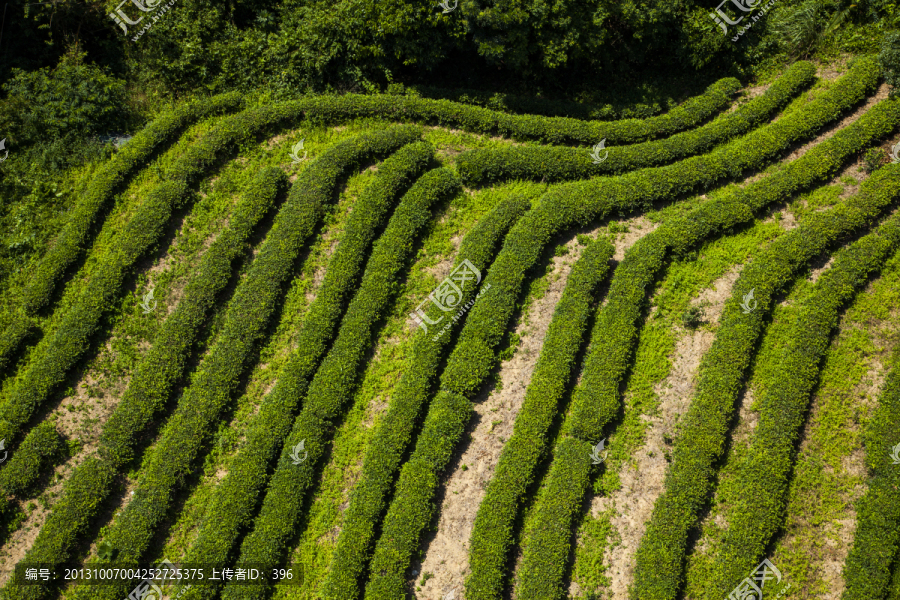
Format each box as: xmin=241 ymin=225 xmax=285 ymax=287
xmin=320 ymin=196 xmax=529 ymax=600
xmin=681 ymin=305 xmax=705 ymax=329
xmin=634 ymin=163 xmax=900 ymax=600
xmin=176 ymin=141 xmax=437 ymax=600
xmin=865 ymin=146 xmax=886 ymax=173
xmin=879 ymin=31 xmax=900 ymax=97
xmin=363 ymin=389 xmax=474 ymax=600
xmin=0 ymin=51 xmax=131 ymax=149
xmin=455 ymin=62 xmax=815 ymax=185
xmin=514 ymin=437 xmax=594 ymax=600
xmin=407 ymin=84 xmax=663 ymax=121
xmin=465 ymin=239 xmax=614 ymax=600
xmin=221 ymin=168 xmax=462 ymax=600
xmin=0 ymin=421 xmax=66 ymax=518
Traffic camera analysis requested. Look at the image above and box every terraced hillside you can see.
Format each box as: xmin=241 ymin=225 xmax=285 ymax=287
xmin=0 ymin=56 xmax=899 ymax=600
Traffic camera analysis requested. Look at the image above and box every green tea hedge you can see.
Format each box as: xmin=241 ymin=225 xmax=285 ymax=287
xmin=706 ymin=174 xmax=900 ymax=598
xmin=465 ymin=238 xmax=614 ymax=600
xmin=321 ymin=195 xmax=530 ymax=600
xmin=842 ymin=328 xmax=900 ymax=599
xmin=515 ymin=437 xmax=594 ymax=600
xmin=512 ymin=97 xmax=900 ymax=600
xmin=176 ymin=141 xmax=436 ymax=600
xmin=221 ymin=167 xmax=461 ymax=600
xmin=363 ymin=388 xmax=474 ymax=599
xmin=456 ymin=62 xmax=815 ymax=185
xmin=0 ymin=165 xmax=289 ymax=600
xmin=406 ymin=84 xmax=663 ymax=121
xmin=634 ymin=170 xmax=900 ymax=600
xmin=297 ymin=78 xmax=740 ymax=146
xmin=0 ymin=93 xmax=244 ymax=369
xmin=0 ymin=422 xmax=65 ymax=518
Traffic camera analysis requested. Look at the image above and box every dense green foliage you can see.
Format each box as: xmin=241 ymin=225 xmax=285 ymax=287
xmin=321 ymin=195 xmax=529 ymax=600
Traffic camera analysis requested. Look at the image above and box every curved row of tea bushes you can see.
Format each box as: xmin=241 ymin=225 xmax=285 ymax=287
xmin=0 ymin=316 xmax=34 ymax=372
xmin=407 ymin=84 xmax=663 ymax=120
xmin=842 ymin=332 xmax=900 ymax=599
xmin=0 ymin=165 xmax=292 ymax=600
xmin=633 ymin=172 xmax=900 ymax=600
xmin=364 ymin=387 xmax=474 ymax=599
xmin=365 ymin=240 xmax=618 ymax=600
xmin=706 ymin=179 xmax=900 ymax=598
xmin=67 ymin=130 xmax=432 ymax=600
xmin=456 ymin=62 xmax=816 ymax=185
xmin=567 ymin=81 xmax=897 ymax=443
xmin=510 ymin=97 xmax=900 ymax=600
xmin=0 ymin=93 xmax=244 ymax=369
xmin=890 ymin=561 xmax=900 ymax=600
xmin=101 ymin=167 xmax=292 ymax=468
xmin=221 ymin=167 xmax=462 ymax=600
xmin=0 ymin=422 xmax=65 ymax=517
xmin=361 ymin=57 xmax=882 ymax=599
xmin=175 ymin=141 xmax=436 ymax=600
xmin=0 ymin=98 xmax=347 ymax=454
xmin=443 ymin=55 xmax=879 ymax=403
xmin=298 ymin=78 xmax=741 ymax=146
xmin=464 ymin=238 xmax=614 ymax=600
xmin=0 ymin=180 xmax=190 ymax=448
xmin=321 ymin=196 xmax=530 ymax=600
